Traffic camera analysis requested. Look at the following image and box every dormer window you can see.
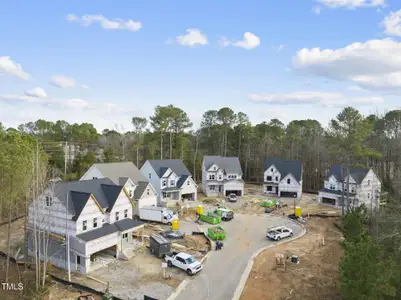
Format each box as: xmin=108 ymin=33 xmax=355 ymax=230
xmin=45 ymin=196 xmax=53 ymax=207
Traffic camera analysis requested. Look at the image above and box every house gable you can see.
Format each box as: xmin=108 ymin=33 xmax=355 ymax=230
xmin=207 ymin=164 xmax=220 ymax=172
xmin=280 ymin=173 xmax=300 ymax=186
xmin=79 ymin=165 xmax=104 ymax=181
xmin=76 ymin=195 xmax=105 ymax=234
xmin=139 ymin=183 xmax=158 ymax=198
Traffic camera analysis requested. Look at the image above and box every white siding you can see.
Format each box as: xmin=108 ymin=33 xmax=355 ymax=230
xmin=357 ymin=170 xmax=381 ymax=210
xmin=141 ymin=161 xmax=161 ymax=201
xmin=167 ymin=172 xmax=178 ymax=188
xmin=76 ymin=197 xmax=105 ymax=234
xmin=207 ymin=164 xmax=219 ymax=171
xmin=108 ymin=190 xmax=133 ymax=224
xmin=79 ymin=166 xmax=104 ymax=181
xmin=86 ymin=232 xmax=119 ymax=254
xmin=124 ymin=179 xmax=136 ymax=199
xmin=279 ymin=173 xmax=302 ymax=199
xmin=264 ymin=165 xmax=281 ymax=183
xmin=223 ymin=181 xmax=244 ymax=195
xmin=181 ymin=177 xmax=198 ymax=200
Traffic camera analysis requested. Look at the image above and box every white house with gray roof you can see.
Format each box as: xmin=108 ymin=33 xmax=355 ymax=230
xmin=140 ymin=159 xmax=197 ymax=202
xmin=202 ymin=156 xmax=245 ymax=197
xmin=317 ymin=164 xmax=381 ymax=209
xmin=264 ymin=158 xmax=303 ymax=199
xmin=80 ymin=162 xmax=158 ymax=216
xmin=27 ymin=178 xmax=144 ymax=275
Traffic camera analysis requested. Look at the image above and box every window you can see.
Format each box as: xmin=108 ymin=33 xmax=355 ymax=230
xmin=123 ymin=233 xmax=128 ymax=239
xmin=330 ymin=184 xmax=335 ymax=190
xmin=147 ymin=189 xmax=150 ymax=196
xmin=275 ymin=176 xmax=278 ymax=181
xmin=368 ymin=180 xmax=371 ymax=186
xmin=232 ymin=175 xmax=237 ymax=179
xmin=93 ymin=177 xmax=97 ymax=179
xmin=129 ymin=191 xmax=133 ymax=198
xmin=218 ymin=175 xmax=222 ymax=180
xmin=148 ymin=173 xmax=151 ymax=179
xmin=351 ymin=188 xmax=355 ymax=193
xmin=162 ymin=180 xmax=167 ymax=187
xmin=368 ymin=193 xmax=370 ymax=199
xmin=210 ymin=185 xmax=215 ymax=190
xmin=214 ymin=166 xmax=217 ymax=170
xmin=162 ymin=192 xmax=167 ymax=198
xmin=287 ymin=178 xmax=291 ymax=184
xmin=93 ymin=218 xmax=98 ymax=228
xmin=170 ymin=180 xmax=175 ymax=186
xmin=124 ymin=209 xmax=128 ymax=218
xmin=82 ymin=220 xmax=87 ymax=231
xmin=209 ymin=175 xmax=215 ymax=180
xmin=267 ymin=186 xmax=272 ymax=191
xmin=187 ymin=180 xmax=190 ymax=186
xmin=45 ymin=196 xmax=53 ymax=207
xmin=115 ymin=212 xmax=119 ymax=221
xmin=271 ymin=168 xmax=273 ymax=172
xmin=266 ymin=176 xmax=272 ymax=181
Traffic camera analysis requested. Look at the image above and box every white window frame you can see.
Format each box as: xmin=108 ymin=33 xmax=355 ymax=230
xmin=287 ymin=178 xmax=291 ymax=184
xmin=210 ymin=185 xmax=215 ymax=191
xmin=162 ymin=180 xmax=167 ymax=187
xmin=209 ymin=174 xmax=215 ymax=180
xmin=93 ymin=218 xmax=98 ymax=228
xmin=115 ymin=211 xmax=120 ymax=221
xmin=170 ymin=180 xmax=175 ymax=186
xmin=187 ymin=180 xmax=190 ymax=186
xmin=83 ymin=220 xmax=87 ymax=231
xmin=147 ymin=188 xmax=150 ymax=196
xmin=45 ymin=196 xmax=53 ymax=207
xmin=124 ymin=209 xmax=128 ymax=218
xmin=149 ymin=173 xmax=151 ymax=179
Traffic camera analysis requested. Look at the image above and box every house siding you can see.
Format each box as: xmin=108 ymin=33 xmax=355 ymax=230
xmin=180 ymin=177 xmax=198 ymax=201
xmin=264 ymin=164 xmax=302 ymax=199
xmin=80 ymin=166 xmax=104 ymax=181
xmin=134 ymin=184 xmax=158 ymax=215
xmin=108 ymin=190 xmax=133 ymax=224
xmin=76 ymin=197 xmax=105 ymax=234
xmin=141 ymin=161 xmax=162 ymax=202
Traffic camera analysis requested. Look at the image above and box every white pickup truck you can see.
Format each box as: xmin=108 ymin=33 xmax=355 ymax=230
xmin=165 ymin=252 xmax=203 ymax=276
xmin=266 ymin=226 xmax=293 ymax=241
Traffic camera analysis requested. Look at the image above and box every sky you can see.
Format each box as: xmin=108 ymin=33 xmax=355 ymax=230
xmin=1 ymin=0 xmax=401 ymax=131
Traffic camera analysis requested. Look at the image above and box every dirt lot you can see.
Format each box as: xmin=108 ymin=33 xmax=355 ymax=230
xmin=240 ymin=217 xmax=343 ymax=300
xmin=0 ymin=217 xmax=25 ymax=256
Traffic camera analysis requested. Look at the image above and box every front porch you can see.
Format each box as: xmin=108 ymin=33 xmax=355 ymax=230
xmin=264 ymin=183 xmax=279 ymax=195
xmin=161 ymin=188 xmax=181 ymax=201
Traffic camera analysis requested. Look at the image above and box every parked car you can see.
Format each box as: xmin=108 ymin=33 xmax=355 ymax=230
xmin=266 ymin=226 xmax=293 ymax=241
xmin=228 ymin=193 xmax=237 ymax=202
xmin=165 ymin=252 xmax=203 ymax=276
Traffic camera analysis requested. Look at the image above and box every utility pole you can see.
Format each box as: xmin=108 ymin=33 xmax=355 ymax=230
xmin=64 ymin=141 xmax=67 ymax=177
xmin=66 ymin=193 xmax=71 ymax=282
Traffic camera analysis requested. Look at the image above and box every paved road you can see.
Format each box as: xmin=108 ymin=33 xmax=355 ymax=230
xmin=175 ymin=214 xmax=303 ymax=300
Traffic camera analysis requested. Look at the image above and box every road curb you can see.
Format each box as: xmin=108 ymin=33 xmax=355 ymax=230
xmin=165 ymin=280 xmax=189 ymax=300
xmin=231 ymin=221 xmax=307 ymax=300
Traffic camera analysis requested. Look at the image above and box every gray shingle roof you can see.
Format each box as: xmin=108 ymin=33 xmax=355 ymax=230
xmin=134 ymin=182 xmax=149 ymax=199
xmin=319 ymin=188 xmax=356 ymax=196
xmin=203 ymin=156 xmax=243 ymax=175
xmin=114 ymin=218 xmax=144 ymax=232
xmin=147 ymin=159 xmax=191 ymax=177
xmin=93 ymin=162 xmax=148 ymax=185
xmin=76 ymin=223 xmax=119 ymax=242
xmin=176 ymin=175 xmax=189 ymax=188
xmin=264 ymin=158 xmax=302 ymax=182
xmin=326 ymin=164 xmax=369 ymax=184
xmin=53 ymin=178 xmax=126 ymax=220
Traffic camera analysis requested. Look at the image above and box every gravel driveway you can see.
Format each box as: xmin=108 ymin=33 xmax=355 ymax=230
xmin=174 ymin=214 xmax=304 ymax=300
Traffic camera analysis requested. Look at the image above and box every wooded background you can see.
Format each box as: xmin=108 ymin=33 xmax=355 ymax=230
xmin=1 ymin=105 xmax=401 ymax=221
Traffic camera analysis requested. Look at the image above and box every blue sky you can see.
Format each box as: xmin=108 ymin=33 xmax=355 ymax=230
xmin=1 ymin=0 xmax=401 ymax=130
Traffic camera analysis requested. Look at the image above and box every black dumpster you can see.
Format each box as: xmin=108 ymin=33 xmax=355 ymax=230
xmin=149 ymin=234 xmax=171 ymax=258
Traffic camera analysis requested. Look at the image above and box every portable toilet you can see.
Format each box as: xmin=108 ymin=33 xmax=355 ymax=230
xmin=196 ymin=205 xmax=204 ymax=215
xmin=295 ymin=206 xmax=302 ymax=217
xmin=171 ymin=218 xmax=179 ymax=230
xmin=149 ymin=234 xmax=171 ymax=258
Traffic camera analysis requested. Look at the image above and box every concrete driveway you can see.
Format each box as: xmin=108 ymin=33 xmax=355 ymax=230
xmin=174 ymin=214 xmax=303 ymax=300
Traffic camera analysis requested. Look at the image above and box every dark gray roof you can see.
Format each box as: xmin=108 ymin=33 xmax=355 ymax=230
xmin=326 ymin=164 xmax=369 ymax=184
xmin=76 ymin=223 xmax=119 ymax=242
xmin=264 ymin=158 xmax=302 ymax=182
xmin=319 ymin=188 xmax=356 ymax=196
xmin=203 ymin=156 xmax=243 ymax=175
xmin=147 ymin=159 xmax=192 ymax=177
xmin=176 ymin=175 xmax=189 ymax=188
xmin=161 ymin=187 xmax=181 ymax=192
xmin=134 ymin=182 xmax=149 ymax=199
xmin=93 ymin=162 xmax=148 ymax=185
xmin=101 ymin=184 xmax=124 ymax=212
xmin=70 ymin=191 xmax=91 ymax=221
xmin=114 ymin=218 xmax=144 ymax=232
xmin=53 ymin=178 xmax=126 ymax=220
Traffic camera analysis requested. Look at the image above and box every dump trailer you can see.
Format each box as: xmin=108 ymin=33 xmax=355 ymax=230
xmin=149 ymin=234 xmax=171 ymax=258
xmin=139 ymin=206 xmax=177 ymax=224
xmin=199 ymin=212 xmax=222 ymax=224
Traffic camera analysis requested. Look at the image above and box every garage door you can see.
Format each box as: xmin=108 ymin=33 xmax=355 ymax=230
xmin=280 ymin=191 xmax=297 ymax=198
xmin=321 ymin=197 xmax=336 ymax=206
xmin=182 ymin=193 xmax=195 ymax=201
xmin=225 ymin=190 xmax=242 ymax=196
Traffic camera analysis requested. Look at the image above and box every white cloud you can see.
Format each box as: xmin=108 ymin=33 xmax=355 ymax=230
xmin=248 ymin=91 xmax=383 ymax=106
xmin=66 ymin=14 xmax=142 ymax=32
xmin=49 ymin=75 xmax=76 ymax=88
xmin=176 ymin=29 xmax=208 ymax=47
xmin=316 ymin=0 xmax=385 ymax=8
xmin=24 ymin=87 xmax=47 ymax=98
xmin=81 ymin=84 xmax=90 ymax=89
xmin=348 ymin=85 xmax=365 ymax=91
xmin=0 ymin=56 xmax=30 ymax=80
xmin=292 ymin=39 xmax=401 ymax=90
xmin=312 ymin=6 xmax=322 ymax=14
xmin=221 ymin=32 xmax=261 ymax=50
xmin=0 ymin=94 xmax=46 ymax=104
xmin=382 ymin=9 xmax=401 ymax=37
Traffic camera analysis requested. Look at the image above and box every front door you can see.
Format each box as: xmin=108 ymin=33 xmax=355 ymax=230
xmin=76 ymin=255 xmax=81 ymax=271
xmin=275 ymin=187 xmax=278 ymax=194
